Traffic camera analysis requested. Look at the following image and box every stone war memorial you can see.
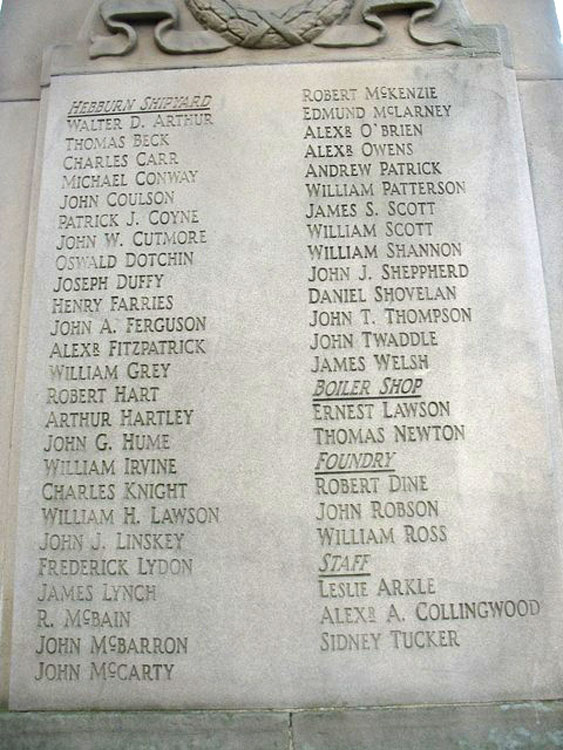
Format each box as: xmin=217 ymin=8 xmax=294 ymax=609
xmin=0 ymin=0 xmax=562 ymax=746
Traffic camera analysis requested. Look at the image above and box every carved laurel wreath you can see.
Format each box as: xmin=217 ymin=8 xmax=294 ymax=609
xmin=184 ymin=0 xmax=355 ymax=49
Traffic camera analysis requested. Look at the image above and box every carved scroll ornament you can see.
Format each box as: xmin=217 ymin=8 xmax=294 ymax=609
xmin=90 ymin=0 xmax=465 ymax=57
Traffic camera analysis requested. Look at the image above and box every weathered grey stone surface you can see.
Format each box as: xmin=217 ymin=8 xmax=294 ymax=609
xmin=292 ymin=702 xmax=563 ymax=749
xmin=1 ymin=703 xmax=562 ymax=749
xmin=0 ymin=0 xmax=93 ymax=101
xmin=0 ymin=100 xmax=40 ymax=708
xmin=0 ymin=711 xmax=289 ymax=750
xmin=465 ymin=0 xmax=563 ymax=79
xmin=1 ymin=2 xmax=563 ymax=746
xmin=518 ymin=80 xmax=563 ymax=413
xmin=1 ymin=0 xmax=562 ymax=102
xmin=9 ymin=55 xmax=563 ymax=710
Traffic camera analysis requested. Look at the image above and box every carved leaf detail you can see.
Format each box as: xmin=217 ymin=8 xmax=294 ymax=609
xmin=185 ymin=0 xmax=356 ymax=48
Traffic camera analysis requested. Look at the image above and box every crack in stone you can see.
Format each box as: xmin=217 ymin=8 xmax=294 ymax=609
xmin=288 ymin=712 xmax=295 ymax=750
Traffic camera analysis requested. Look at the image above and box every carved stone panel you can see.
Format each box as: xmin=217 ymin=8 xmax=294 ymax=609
xmin=9 ymin=56 xmax=563 ymax=710
xmin=87 ymin=0 xmax=472 ymax=55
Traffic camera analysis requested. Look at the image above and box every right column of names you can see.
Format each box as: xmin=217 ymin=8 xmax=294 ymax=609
xmin=302 ymin=79 xmax=538 ymax=659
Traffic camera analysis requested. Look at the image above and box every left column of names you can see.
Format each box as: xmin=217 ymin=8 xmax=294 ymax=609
xmin=32 ymin=86 xmax=218 ymax=690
